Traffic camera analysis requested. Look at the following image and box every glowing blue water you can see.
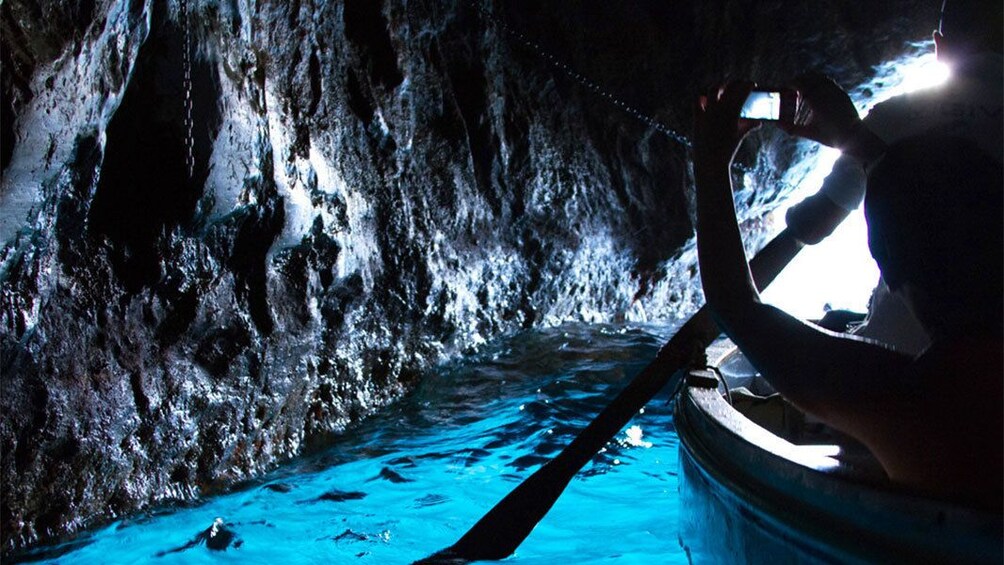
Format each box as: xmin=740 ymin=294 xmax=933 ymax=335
xmin=28 ymin=323 xmax=688 ymax=564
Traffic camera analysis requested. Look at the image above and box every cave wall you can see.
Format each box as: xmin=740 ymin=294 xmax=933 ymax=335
xmin=0 ymin=0 xmax=936 ymax=552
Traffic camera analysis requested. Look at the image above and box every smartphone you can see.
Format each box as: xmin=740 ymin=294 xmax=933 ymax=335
xmin=740 ymin=89 xmax=797 ymax=122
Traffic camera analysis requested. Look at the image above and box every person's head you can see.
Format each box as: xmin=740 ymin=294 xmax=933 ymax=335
xmin=934 ymin=0 xmax=1004 ymax=62
xmin=865 ymin=134 xmax=1003 ymax=339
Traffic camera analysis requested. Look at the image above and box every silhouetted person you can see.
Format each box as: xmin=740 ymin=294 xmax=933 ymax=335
xmin=695 ymin=81 xmax=1003 ymax=508
xmin=783 ymin=0 xmax=1003 ymax=355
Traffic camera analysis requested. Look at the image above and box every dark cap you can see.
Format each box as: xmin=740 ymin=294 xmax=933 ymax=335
xmin=939 ymin=0 xmax=1004 ymax=53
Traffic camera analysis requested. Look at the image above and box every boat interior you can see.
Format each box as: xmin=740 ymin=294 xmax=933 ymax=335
xmin=704 ymin=340 xmax=889 ymax=483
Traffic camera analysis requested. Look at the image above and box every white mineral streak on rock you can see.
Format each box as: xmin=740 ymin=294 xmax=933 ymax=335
xmin=263 ymin=85 xmax=306 ymax=251
xmin=0 ymin=2 xmax=149 ymax=245
xmin=204 ymin=91 xmax=261 ymax=219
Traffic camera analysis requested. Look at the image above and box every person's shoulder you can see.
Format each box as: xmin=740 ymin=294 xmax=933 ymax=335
xmin=864 ymin=87 xmax=941 ymax=129
xmin=955 ymin=52 xmax=1004 ymax=82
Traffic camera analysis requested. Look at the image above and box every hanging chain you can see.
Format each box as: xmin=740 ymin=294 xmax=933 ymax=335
xmin=466 ymin=1 xmax=692 ymax=148
xmin=181 ymin=0 xmax=195 ymax=178
xmin=467 ymin=3 xmax=811 ymax=197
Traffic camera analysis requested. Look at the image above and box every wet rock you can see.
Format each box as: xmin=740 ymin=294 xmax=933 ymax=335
xmin=333 ymin=528 xmax=369 ymax=543
xmin=372 ymin=467 xmax=413 ymax=484
xmin=313 ymin=489 xmax=368 ymax=503
xmin=0 ymin=0 xmax=934 ymax=554
xmin=154 ymin=517 xmax=241 ymax=556
xmin=262 ymin=482 xmax=294 ymax=494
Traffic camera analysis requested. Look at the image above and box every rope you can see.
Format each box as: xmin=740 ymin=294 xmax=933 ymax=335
xmin=706 ymin=365 xmax=732 ymax=405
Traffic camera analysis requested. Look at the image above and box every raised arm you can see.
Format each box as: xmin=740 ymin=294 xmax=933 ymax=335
xmin=783 ymin=73 xmax=887 ymax=245
xmin=691 ymin=82 xmax=910 ymax=429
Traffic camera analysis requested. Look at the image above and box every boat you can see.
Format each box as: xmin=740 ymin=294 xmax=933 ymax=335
xmin=674 ymin=340 xmax=1003 ymax=564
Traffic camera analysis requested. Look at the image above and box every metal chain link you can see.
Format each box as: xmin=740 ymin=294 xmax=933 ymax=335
xmin=466 ymin=3 xmax=804 ymax=201
xmin=181 ymin=0 xmax=195 ymax=178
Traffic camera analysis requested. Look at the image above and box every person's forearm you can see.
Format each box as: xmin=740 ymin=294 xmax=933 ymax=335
xmin=694 ymin=164 xmax=760 ymax=318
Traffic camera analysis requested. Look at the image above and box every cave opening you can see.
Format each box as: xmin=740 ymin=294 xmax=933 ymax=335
xmin=762 ymin=51 xmax=952 ymax=318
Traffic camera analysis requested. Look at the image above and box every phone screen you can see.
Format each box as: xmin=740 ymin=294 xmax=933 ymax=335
xmin=741 ymin=91 xmax=782 ymax=120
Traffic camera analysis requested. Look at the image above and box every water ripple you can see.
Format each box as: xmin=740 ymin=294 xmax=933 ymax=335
xmin=24 ymin=323 xmax=688 ymax=564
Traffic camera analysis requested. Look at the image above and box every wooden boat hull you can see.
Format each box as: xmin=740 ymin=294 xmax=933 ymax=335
xmin=675 ymin=362 xmax=1002 ymax=564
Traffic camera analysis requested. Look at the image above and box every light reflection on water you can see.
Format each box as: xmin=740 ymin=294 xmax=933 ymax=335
xmin=30 ymin=323 xmax=687 ymax=564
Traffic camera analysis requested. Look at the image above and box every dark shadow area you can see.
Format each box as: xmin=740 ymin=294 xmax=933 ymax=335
xmin=87 ymin=1 xmax=222 ymax=292
xmin=345 ymin=68 xmax=374 ymax=124
xmin=55 ymin=134 xmax=103 ymax=271
xmin=343 ymin=0 xmax=403 ymax=89
xmin=228 ymin=200 xmax=284 ymax=336
xmin=1 ymin=5 xmax=32 ymax=177
xmin=446 ymin=56 xmax=501 ymax=214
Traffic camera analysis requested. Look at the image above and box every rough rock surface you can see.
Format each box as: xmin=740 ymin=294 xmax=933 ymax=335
xmin=1 ymin=0 xmax=934 ymax=552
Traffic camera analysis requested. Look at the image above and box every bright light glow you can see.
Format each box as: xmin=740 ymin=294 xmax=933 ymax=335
xmin=788 ymin=444 xmax=843 ymax=471
xmin=862 ymin=53 xmax=950 ymax=112
xmin=798 ymin=444 xmax=842 ymax=458
xmin=897 ymin=57 xmax=950 ymax=93
xmin=624 ymin=425 xmax=653 ymax=448
xmin=762 ymin=205 xmax=880 ymax=319
xmin=761 ymin=46 xmax=949 ymax=319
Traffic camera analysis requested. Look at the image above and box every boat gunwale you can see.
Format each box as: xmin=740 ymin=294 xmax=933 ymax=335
xmin=674 ymin=352 xmax=1003 ymax=564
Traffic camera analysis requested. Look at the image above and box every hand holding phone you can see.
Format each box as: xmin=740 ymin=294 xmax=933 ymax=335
xmin=786 ymin=73 xmax=867 ymax=151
